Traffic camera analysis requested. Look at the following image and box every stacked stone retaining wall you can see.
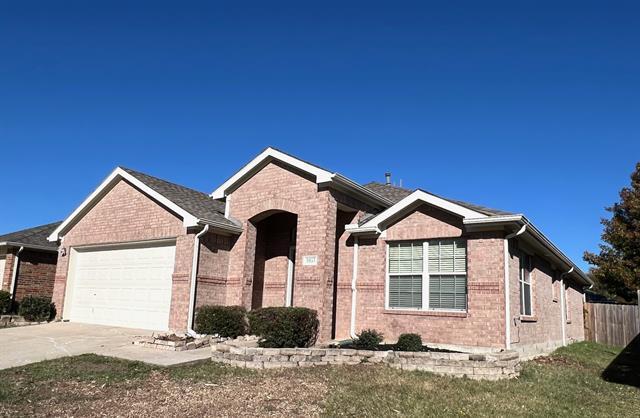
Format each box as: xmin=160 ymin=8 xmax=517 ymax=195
xmin=211 ymin=339 xmax=520 ymax=380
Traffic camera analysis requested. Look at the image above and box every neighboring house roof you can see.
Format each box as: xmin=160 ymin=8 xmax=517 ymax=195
xmin=210 ymin=147 xmax=393 ymax=208
xmin=0 ymin=222 xmax=62 ymax=251
xmin=49 ymin=167 xmax=242 ymax=241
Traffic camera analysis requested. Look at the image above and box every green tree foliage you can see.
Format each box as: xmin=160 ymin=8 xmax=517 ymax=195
xmin=584 ymin=163 xmax=640 ymax=302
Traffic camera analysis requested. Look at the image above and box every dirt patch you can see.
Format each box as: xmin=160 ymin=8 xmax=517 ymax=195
xmin=533 ymin=355 xmax=581 ymax=368
xmin=0 ymin=369 xmax=329 ymax=417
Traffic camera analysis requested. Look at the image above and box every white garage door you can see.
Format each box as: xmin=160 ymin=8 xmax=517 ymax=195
xmin=65 ymin=242 xmax=175 ymax=331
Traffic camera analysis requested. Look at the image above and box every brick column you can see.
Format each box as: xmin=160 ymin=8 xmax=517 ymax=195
xmin=292 ymin=190 xmax=338 ymax=343
xmin=319 ymin=193 xmax=338 ymax=342
xmin=2 ymin=252 xmax=16 ymax=292
xmin=224 ymin=221 xmax=257 ymax=307
xmin=168 ymin=234 xmax=196 ymax=331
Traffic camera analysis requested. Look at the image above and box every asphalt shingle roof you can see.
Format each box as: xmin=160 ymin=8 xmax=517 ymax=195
xmin=0 ymin=222 xmax=62 ymax=250
xmin=363 ymin=182 xmax=413 ymax=204
xmin=121 ymin=167 xmax=240 ymax=228
xmin=363 ymin=182 xmax=512 ymax=216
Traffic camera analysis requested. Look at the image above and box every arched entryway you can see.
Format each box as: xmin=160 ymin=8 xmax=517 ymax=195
xmin=250 ymin=211 xmax=298 ymax=310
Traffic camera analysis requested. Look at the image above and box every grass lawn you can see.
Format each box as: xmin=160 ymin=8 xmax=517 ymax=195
xmin=0 ymin=342 xmax=638 ymax=417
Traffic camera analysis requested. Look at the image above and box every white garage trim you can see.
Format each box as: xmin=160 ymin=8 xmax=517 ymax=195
xmin=63 ymin=239 xmax=176 ymax=331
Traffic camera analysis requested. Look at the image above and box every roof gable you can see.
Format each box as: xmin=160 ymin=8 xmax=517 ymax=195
xmin=363 ymin=182 xmax=512 ymax=216
xmin=49 ymin=167 xmax=241 ymax=241
xmin=210 ymin=147 xmax=392 ymax=208
xmin=349 ymin=190 xmax=488 ymax=234
xmin=211 ymin=147 xmax=334 ymax=199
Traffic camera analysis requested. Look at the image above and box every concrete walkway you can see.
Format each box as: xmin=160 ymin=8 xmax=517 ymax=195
xmin=0 ymin=322 xmax=211 ymax=370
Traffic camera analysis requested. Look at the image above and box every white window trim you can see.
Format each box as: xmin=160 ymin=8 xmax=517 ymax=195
xmin=385 ymin=240 xmax=468 ymax=313
xmin=565 ymin=285 xmax=571 ymax=322
xmin=519 ymin=254 xmax=534 ymax=317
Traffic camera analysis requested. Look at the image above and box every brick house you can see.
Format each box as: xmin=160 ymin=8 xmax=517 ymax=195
xmin=1 ymin=222 xmax=61 ymax=306
xmin=47 ymin=147 xmax=591 ymax=356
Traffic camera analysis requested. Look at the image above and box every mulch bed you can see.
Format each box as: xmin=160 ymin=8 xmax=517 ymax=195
xmin=335 ymin=343 xmax=459 ymax=353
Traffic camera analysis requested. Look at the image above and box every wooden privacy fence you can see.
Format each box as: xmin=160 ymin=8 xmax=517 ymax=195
xmin=584 ymin=301 xmax=640 ymax=347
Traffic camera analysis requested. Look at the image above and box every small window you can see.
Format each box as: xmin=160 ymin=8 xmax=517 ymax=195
xmin=551 ymin=271 xmax=559 ymax=302
xmin=388 ymin=242 xmax=423 ymax=309
xmin=519 ymin=254 xmax=533 ymax=316
xmin=565 ymin=285 xmax=571 ymax=322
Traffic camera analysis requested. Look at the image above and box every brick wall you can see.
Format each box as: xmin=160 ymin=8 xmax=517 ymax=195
xmin=1 ymin=252 xmax=15 ymax=291
xmin=195 ymin=233 xmax=235 ymax=308
xmin=565 ymin=282 xmax=585 ymax=342
xmin=334 ymin=203 xmax=507 ymax=350
xmin=51 ymin=179 xmax=195 ymax=331
xmin=224 ymin=161 xmax=380 ymax=342
xmin=508 ymin=244 xmax=585 ymax=355
xmin=508 ymin=250 xmax=563 ymax=351
xmin=13 ymin=250 xmax=58 ymax=302
xmin=0 ymin=249 xmax=57 ymax=302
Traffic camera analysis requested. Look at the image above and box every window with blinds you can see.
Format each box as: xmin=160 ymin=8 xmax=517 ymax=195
xmin=519 ymin=254 xmax=533 ymax=316
xmin=428 ymin=240 xmax=467 ymax=310
xmin=387 ymin=240 xmax=467 ymax=311
xmin=388 ymin=242 xmax=423 ymax=309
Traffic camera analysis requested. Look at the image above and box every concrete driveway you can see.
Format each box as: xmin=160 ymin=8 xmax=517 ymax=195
xmin=0 ymin=322 xmax=211 ymax=370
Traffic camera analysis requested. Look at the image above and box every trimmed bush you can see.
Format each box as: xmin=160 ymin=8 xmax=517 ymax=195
xmin=18 ymin=296 xmax=54 ymax=322
xmin=248 ymin=307 xmax=319 ymax=348
xmin=396 ymin=333 xmax=423 ymax=352
xmin=194 ymin=305 xmax=248 ymax=338
xmin=353 ymin=329 xmax=384 ymax=350
xmin=0 ymin=290 xmax=11 ymax=314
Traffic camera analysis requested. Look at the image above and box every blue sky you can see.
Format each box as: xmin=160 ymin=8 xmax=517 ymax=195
xmin=1 ymin=1 xmax=638 ymax=271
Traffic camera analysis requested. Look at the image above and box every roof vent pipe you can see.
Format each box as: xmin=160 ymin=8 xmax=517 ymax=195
xmin=385 ymin=172 xmax=391 ymax=185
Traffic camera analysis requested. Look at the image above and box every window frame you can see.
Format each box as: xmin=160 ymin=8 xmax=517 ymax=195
xmin=385 ymin=239 xmax=467 ymax=312
xmin=565 ymin=285 xmax=571 ymax=323
xmin=519 ymin=253 xmax=534 ymax=317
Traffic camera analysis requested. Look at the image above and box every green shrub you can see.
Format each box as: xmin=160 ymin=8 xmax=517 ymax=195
xmin=18 ymin=296 xmax=54 ymax=322
xmin=0 ymin=290 xmax=11 ymax=314
xmin=248 ymin=307 xmax=319 ymax=348
xmin=194 ymin=305 xmax=248 ymax=338
xmin=353 ymin=329 xmax=384 ymax=350
xmin=396 ymin=333 xmax=423 ymax=352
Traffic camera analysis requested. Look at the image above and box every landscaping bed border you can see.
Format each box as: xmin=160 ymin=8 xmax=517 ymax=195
xmin=133 ymin=334 xmax=210 ymax=351
xmin=211 ymin=339 xmax=520 ymax=380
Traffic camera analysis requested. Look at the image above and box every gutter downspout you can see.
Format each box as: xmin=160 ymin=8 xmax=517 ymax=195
xmin=560 ymin=267 xmax=573 ymax=346
xmin=187 ymin=224 xmax=209 ymax=336
xmin=349 ymin=236 xmax=359 ymax=339
xmin=504 ymin=225 xmax=526 ymax=350
xmin=9 ymin=246 xmax=24 ymax=300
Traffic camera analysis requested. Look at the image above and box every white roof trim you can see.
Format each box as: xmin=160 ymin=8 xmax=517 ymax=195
xmin=211 ymin=147 xmax=334 ymax=199
xmin=351 ymin=190 xmax=487 ymax=233
xmin=48 ymin=167 xmax=200 ymax=242
xmin=463 ymin=214 xmax=592 ymax=286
